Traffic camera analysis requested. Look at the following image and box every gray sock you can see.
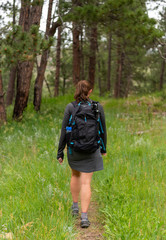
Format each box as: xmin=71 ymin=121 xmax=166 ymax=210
xmin=73 ymin=202 xmax=78 ymax=208
xmin=81 ymin=212 xmax=88 ymax=219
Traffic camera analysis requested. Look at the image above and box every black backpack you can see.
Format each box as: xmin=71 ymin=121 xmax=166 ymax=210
xmin=66 ymin=100 xmax=100 ymax=153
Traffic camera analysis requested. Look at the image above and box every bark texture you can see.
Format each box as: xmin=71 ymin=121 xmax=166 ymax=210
xmin=13 ymin=0 xmax=43 ymax=119
xmin=107 ymin=33 xmax=112 ymax=92
xmin=6 ymin=66 xmax=17 ymax=106
xmin=89 ymin=25 xmax=97 ymax=89
xmin=96 ymin=41 xmax=102 ymax=96
xmin=159 ymin=58 xmax=166 ymax=90
xmin=14 ymin=61 xmax=34 ymax=119
xmin=54 ymin=26 xmax=62 ymax=97
xmin=73 ymin=22 xmax=80 ymax=85
xmin=0 ymin=72 xmax=7 ymax=125
xmin=33 ymin=50 xmax=49 ymax=111
xmin=125 ymin=71 xmax=132 ymax=98
xmin=80 ymin=26 xmax=85 ymax=80
xmin=114 ymin=43 xmax=125 ymax=98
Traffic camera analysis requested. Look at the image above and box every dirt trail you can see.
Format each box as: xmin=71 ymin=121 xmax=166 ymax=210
xmin=75 ymin=200 xmax=105 ymax=240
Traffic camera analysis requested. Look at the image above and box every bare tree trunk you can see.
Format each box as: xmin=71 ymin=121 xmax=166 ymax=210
xmin=159 ymin=58 xmax=166 ymax=90
xmin=125 ymin=71 xmax=132 ymax=98
xmin=13 ymin=0 xmax=43 ymax=119
xmin=80 ymin=25 xmax=85 ymax=80
xmin=6 ymin=66 xmax=17 ymax=106
xmin=88 ymin=25 xmax=97 ymax=89
xmin=13 ymin=61 xmax=34 ymax=119
xmin=63 ymin=77 xmax=66 ymax=95
xmin=33 ymin=50 xmax=49 ymax=111
xmin=44 ymin=77 xmax=52 ymax=97
xmin=54 ymin=26 xmax=62 ymax=97
xmin=107 ymin=33 xmax=112 ymax=92
xmin=34 ymin=0 xmax=61 ymax=111
xmin=97 ymin=58 xmax=102 ymax=96
xmin=96 ymin=41 xmax=102 ymax=96
xmin=73 ymin=22 xmax=80 ymax=85
xmin=114 ymin=43 xmax=122 ymax=98
xmin=0 ymin=72 xmax=7 ymax=125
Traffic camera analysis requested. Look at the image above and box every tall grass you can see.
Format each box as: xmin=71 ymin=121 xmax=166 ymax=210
xmin=0 ymin=95 xmax=76 ymax=240
xmin=0 ymin=93 xmax=166 ymax=239
xmin=94 ymin=95 xmax=166 ymax=239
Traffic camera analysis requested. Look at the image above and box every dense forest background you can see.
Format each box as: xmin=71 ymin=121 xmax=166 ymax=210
xmin=1 ymin=1 xmax=166 ymax=239
xmin=0 ymin=0 xmax=166 ymax=123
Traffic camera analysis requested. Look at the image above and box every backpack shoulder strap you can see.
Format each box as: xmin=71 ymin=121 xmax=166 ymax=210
xmin=71 ymin=101 xmax=77 ymax=107
xmin=70 ymin=101 xmax=80 ymax=121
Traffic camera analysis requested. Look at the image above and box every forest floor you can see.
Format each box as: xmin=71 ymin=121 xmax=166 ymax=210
xmin=75 ymin=196 xmax=104 ymax=240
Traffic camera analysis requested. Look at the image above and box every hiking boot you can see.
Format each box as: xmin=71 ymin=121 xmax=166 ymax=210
xmin=71 ymin=206 xmax=79 ymax=217
xmin=80 ymin=218 xmax=90 ymax=228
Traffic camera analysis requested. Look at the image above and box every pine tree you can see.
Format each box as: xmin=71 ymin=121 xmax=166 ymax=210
xmin=33 ymin=0 xmax=62 ymax=111
xmin=54 ymin=26 xmax=62 ymax=97
xmin=13 ymin=0 xmax=43 ymax=119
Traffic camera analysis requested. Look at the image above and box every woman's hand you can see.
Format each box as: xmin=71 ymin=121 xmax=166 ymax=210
xmin=58 ymin=158 xmax=63 ymax=164
xmin=101 ymin=153 xmax=107 ymax=156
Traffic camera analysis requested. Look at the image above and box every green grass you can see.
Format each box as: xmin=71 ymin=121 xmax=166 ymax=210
xmin=94 ymin=95 xmax=166 ymax=239
xmin=0 ymin=93 xmax=166 ymax=239
xmin=0 ymin=95 xmax=76 ymax=240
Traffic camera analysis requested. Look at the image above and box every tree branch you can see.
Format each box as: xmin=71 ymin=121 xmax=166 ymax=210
xmin=48 ymin=20 xmax=62 ymax=36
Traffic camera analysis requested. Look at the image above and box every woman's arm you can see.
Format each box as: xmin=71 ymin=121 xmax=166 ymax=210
xmin=98 ymin=104 xmax=107 ymax=153
xmin=57 ymin=103 xmax=73 ymax=160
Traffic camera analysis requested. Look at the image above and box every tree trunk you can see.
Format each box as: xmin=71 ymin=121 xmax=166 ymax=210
xmin=107 ymin=33 xmax=112 ymax=92
xmin=54 ymin=26 xmax=62 ymax=97
xmin=34 ymin=0 xmax=61 ymax=111
xmin=6 ymin=66 xmax=17 ymax=106
xmin=80 ymin=25 xmax=85 ymax=80
xmin=13 ymin=61 xmax=34 ymax=119
xmin=44 ymin=77 xmax=52 ymax=97
xmin=88 ymin=25 xmax=97 ymax=89
xmin=0 ymin=72 xmax=7 ymax=125
xmin=13 ymin=0 xmax=43 ymax=119
xmin=97 ymin=58 xmax=102 ymax=97
xmin=114 ymin=43 xmax=124 ymax=98
xmin=19 ymin=0 xmax=31 ymax=31
xmin=159 ymin=58 xmax=166 ymax=90
xmin=114 ymin=44 xmax=121 ymax=98
xmin=125 ymin=71 xmax=132 ymax=98
xmin=33 ymin=50 xmax=49 ymax=111
xmin=63 ymin=77 xmax=66 ymax=95
xmin=96 ymin=41 xmax=102 ymax=96
xmin=73 ymin=22 xmax=80 ymax=85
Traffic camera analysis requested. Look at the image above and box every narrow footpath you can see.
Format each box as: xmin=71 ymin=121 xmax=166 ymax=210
xmin=75 ymin=199 xmax=105 ymax=240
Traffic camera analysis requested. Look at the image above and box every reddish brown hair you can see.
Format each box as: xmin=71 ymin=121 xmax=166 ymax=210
xmin=74 ymin=80 xmax=92 ymax=103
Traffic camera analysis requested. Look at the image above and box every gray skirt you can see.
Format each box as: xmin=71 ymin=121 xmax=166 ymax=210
xmin=67 ymin=148 xmax=104 ymax=173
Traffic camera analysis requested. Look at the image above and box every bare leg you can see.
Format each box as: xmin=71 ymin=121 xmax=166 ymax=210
xmin=70 ymin=169 xmax=81 ymax=202
xmin=80 ymin=172 xmax=93 ymax=213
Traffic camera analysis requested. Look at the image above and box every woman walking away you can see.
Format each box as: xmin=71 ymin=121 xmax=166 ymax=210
xmin=57 ymin=80 xmax=107 ymax=228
